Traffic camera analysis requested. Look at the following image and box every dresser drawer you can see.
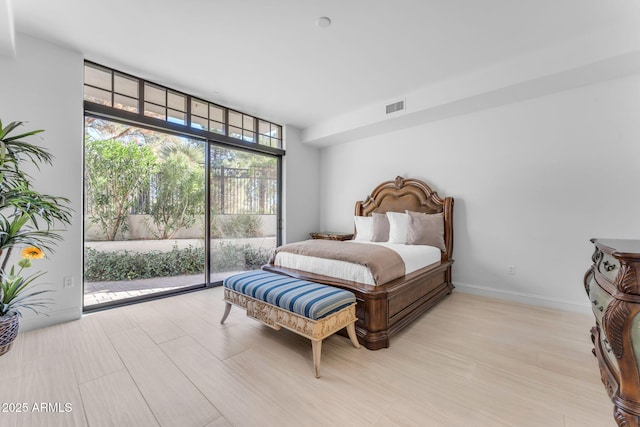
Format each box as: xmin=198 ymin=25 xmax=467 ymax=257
xmin=592 ymin=326 xmax=620 ymax=395
xmin=599 ymin=328 xmax=620 ymax=377
xmin=588 ymin=277 xmax=612 ymax=325
xmin=597 ymin=252 xmax=620 ymax=285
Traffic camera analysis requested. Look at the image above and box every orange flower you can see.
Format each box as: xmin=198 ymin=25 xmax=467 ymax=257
xmin=21 ymin=247 xmax=44 ymax=260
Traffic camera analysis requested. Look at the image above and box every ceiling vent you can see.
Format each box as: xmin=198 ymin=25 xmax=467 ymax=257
xmin=385 ymin=99 xmax=405 ymax=114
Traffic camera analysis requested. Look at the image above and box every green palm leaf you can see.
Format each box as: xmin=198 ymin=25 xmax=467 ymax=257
xmin=0 ymin=118 xmax=71 ymax=317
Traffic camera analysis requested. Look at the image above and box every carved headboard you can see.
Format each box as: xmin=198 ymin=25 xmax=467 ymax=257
xmin=354 ymin=176 xmax=454 ymax=261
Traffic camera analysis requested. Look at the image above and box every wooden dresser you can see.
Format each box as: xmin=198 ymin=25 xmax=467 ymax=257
xmin=585 ymin=238 xmax=640 ymax=426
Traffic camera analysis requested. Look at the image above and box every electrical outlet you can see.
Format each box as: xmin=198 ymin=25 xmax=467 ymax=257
xmin=507 ymin=265 xmax=516 ymax=275
xmin=63 ymin=276 xmax=74 ymax=288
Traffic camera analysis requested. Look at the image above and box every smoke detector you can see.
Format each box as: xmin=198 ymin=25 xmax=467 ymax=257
xmin=316 ymin=17 xmax=332 ymax=28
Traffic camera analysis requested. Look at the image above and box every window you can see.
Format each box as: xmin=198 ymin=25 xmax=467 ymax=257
xmin=83 ymin=61 xmax=283 ymax=311
xmin=228 ymin=110 xmax=255 ymax=143
xmin=258 ymin=119 xmax=282 ymax=148
xmin=191 ymin=98 xmax=225 ymax=135
xmin=143 ymin=83 xmax=187 ymax=125
xmin=84 ymin=62 xmax=283 ymax=149
xmin=84 ymin=118 xmax=206 ymax=308
xmin=84 ymin=63 xmax=140 ymax=113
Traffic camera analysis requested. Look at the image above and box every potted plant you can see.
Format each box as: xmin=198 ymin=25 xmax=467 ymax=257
xmin=0 ymin=119 xmax=72 ymax=355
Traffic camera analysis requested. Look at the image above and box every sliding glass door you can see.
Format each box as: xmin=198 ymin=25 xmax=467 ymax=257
xmin=84 ymin=117 xmax=206 ymax=308
xmin=209 ymin=145 xmax=278 ymax=283
xmin=82 ymin=62 xmax=283 ymax=310
xmin=83 ymin=119 xmax=281 ymax=309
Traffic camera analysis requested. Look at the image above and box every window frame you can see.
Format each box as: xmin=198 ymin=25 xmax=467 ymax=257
xmin=84 ymin=61 xmax=284 ymax=155
xmin=82 ymin=61 xmax=284 ymax=312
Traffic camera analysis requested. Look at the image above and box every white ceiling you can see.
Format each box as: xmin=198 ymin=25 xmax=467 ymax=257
xmin=10 ymin=0 xmax=640 ymax=129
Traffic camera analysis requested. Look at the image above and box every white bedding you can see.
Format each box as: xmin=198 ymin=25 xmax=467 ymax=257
xmin=272 ymin=240 xmax=441 ymax=286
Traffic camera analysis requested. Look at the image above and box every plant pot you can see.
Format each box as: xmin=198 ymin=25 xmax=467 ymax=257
xmin=0 ymin=312 xmax=20 ymax=356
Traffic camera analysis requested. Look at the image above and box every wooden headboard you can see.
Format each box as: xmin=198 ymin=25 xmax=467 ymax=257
xmin=354 ymin=176 xmax=454 ymax=261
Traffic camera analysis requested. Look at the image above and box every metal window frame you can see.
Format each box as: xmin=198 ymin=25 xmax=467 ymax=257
xmin=82 ymin=61 xmax=285 ymax=313
xmin=83 ymin=61 xmax=284 ymax=152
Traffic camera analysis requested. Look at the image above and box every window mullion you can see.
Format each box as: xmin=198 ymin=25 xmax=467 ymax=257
xmin=84 ymin=60 xmax=283 ymax=150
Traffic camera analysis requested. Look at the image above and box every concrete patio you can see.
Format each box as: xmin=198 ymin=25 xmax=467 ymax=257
xmin=83 ymin=271 xmax=240 ymax=307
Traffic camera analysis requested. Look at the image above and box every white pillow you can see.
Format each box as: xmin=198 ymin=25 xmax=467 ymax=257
xmin=386 ymin=212 xmax=408 ymax=244
xmin=353 ymin=216 xmax=374 ymax=241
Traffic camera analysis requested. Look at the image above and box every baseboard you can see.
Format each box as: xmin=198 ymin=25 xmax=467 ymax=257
xmin=18 ymin=307 xmax=82 ymax=332
xmin=453 ymin=282 xmax=591 ymax=314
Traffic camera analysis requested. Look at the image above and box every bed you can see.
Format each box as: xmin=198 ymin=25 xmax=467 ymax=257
xmin=264 ymin=176 xmax=454 ymax=350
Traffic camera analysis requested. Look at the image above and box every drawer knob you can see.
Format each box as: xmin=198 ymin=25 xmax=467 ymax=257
xmin=603 ymin=261 xmax=617 ymax=272
xmin=592 ymin=299 xmax=598 ymax=305
xmin=598 ymin=306 xmax=604 ymax=312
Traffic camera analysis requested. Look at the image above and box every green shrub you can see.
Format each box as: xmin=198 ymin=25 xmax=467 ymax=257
xmin=206 ymin=242 xmax=272 ymax=272
xmin=242 ymin=245 xmax=273 ymax=270
xmin=84 ymin=243 xmax=273 ymax=282
xmin=214 ymin=214 xmax=263 ymax=238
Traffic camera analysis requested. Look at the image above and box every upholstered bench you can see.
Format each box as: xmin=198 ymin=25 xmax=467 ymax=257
xmin=220 ymin=270 xmax=360 ymax=377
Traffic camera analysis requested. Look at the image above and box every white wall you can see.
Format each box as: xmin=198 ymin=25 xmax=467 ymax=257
xmin=5 ymin=31 xmax=631 ymax=329
xmin=319 ymin=73 xmax=640 ymax=312
xmin=0 ymin=35 xmax=323 ymax=332
xmin=303 ymin=21 xmax=640 ymax=147
xmin=283 ymin=126 xmax=321 ymax=243
xmin=0 ymin=34 xmax=325 ymax=334
xmin=0 ymin=0 xmax=15 ymax=57
xmin=0 ymin=33 xmax=84 ymax=330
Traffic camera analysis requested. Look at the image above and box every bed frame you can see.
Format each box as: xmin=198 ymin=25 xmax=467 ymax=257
xmin=264 ymin=176 xmax=454 ymax=350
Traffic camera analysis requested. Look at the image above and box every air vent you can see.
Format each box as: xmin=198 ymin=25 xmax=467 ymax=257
xmin=385 ymin=99 xmax=405 ymax=114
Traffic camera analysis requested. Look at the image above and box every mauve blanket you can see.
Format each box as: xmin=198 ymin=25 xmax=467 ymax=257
xmin=270 ymin=240 xmax=405 ymax=285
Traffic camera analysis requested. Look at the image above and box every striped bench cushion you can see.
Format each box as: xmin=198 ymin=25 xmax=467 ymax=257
xmin=223 ymin=270 xmax=355 ymax=320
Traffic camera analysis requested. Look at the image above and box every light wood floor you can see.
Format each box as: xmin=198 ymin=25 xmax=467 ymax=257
xmin=0 ymin=287 xmax=615 ymax=427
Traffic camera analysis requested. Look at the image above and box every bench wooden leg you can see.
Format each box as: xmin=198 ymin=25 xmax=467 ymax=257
xmin=312 ymin=339 xmax=322 ymax=378
xmin=220 ymin=302 xmax=232 ymax=324
xmin=224 ymin=288 xmax=359 ymax=378
xmin=346 ymin=322 xmax=361 ymax=349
